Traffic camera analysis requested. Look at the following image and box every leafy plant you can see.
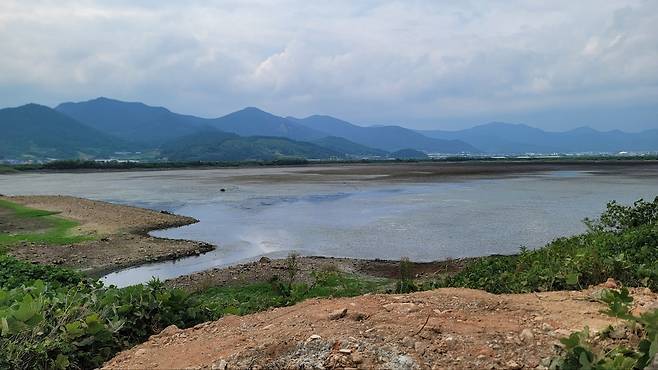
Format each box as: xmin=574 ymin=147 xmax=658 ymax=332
xmin=550 ymin=288 xmax=658 ymax=369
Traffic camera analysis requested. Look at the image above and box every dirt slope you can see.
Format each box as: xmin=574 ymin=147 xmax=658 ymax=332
xmin=104 ymin=286 xmax=657 ymax=370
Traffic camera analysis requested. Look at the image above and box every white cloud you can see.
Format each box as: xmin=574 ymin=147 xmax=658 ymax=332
xmin=0 ymin=0 xmax=656 ymax=130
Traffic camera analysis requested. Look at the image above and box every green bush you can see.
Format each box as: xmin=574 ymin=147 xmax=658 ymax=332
xmin=0 ymin=279 xmax=212 ymax=369
xmin=447 ymin=197 xmax=658 ymax=293
xmin=0 ymin=255 xmax=88 ymax=290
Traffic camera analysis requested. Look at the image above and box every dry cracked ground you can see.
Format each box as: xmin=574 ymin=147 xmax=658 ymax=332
xmin=104 ymin=285 xmax=658 ymax=370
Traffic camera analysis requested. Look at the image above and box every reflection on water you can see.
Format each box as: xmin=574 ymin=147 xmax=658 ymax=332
xmin=1 ymin=168 xmax=656 ymax=286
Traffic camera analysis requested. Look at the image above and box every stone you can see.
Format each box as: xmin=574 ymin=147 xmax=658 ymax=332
xmin=505 ymin=360 xmax=522 ymax=370
xmin=402 ymin=336 xmax=415 ymax=348
xmin=520 ymin=328 xmax=534 ymax=342
xmin=351 ymin=353 xmax=364 ymax=364
xmin=414 ymin=341 xmax=428 ymax=355
xmin=603 ymin=278 xmax=618 ymax=289
xmin=608 ymin=324 xmax=627 ymax=339
xmin=307 ymin=334 xmax=321 ymax=341
xmin=541 ymin=322 xmax=554 ymax=332
xmin=328 ymin=308 xmax=348 ymax=320
xmin=211 ymin=359 xmax=228 ymax=370
xmin=259 ymin=256 xmax=272 ymax=264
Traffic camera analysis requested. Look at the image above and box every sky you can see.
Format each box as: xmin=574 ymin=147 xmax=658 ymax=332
xmin=1 ymin=0 xmax=657 ymax=131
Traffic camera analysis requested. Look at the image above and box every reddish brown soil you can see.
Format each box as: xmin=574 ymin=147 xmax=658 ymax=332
xmin=104 ymin=286 xmax=658 ymax=370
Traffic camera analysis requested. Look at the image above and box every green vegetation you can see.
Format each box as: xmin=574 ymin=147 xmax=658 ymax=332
xmin=5 ymin=156 xmax=657 ymax=174
xmin=0 ymin=199 xmax=91 ymax=247
xmin=0 ymin=104 xmax=130 ymax=159
xmin=161 ymin=130 xmax=339 ymax=161
xmin=1 ymin=196 xmax=657 ymax=369
xmin=311 ymin=136 xmax=388 ymax=157
xmin=551 ymin=288 xmax=658 ymax=369
xmin=0 ymin=166 xmax=17 ymax=174
xmin=0 ymin=277 xmax=210 ymax=369
xmin=395 ymin=257 xmax=419 ymax=293
xmin=195 ymin=271 xmax=387 ymax=317
xmin=390 ymin=148 xmax=429 ymax=160
xmin=443 ymin=197 xmax=658 ymax=293
xmin=0 ymin=242 xmax=386 ymax=369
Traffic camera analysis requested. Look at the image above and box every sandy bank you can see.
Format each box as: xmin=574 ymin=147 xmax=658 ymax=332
xmin=1 ymin=195 xmax=213 ymax=276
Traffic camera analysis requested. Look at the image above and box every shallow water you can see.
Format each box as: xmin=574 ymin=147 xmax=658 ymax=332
xmin=1 ymin=167 xmax=656 ymax=286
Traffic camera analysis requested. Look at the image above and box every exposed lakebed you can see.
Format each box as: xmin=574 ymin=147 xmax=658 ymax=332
xmin=1 ymin=163 xmax=656 ymax=286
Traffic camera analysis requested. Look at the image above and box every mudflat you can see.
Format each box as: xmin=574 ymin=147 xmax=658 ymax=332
xmin=1 ymin=195 xmax=213 ymax=276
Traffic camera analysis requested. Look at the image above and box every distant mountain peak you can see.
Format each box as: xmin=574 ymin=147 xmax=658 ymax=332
xmin=568 ymin=126 xmax=597 ymax=133
xmin=239 ymin=106 xmax=269 ymax=114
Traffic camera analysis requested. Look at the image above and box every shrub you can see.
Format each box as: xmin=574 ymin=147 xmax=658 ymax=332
xmin=446 ymin=198 xmax=658 ymax=293
xmin=0 ymin=279 xmax=213 ymax=369
xmin=395 ymin=257 xmax=418 ymax=293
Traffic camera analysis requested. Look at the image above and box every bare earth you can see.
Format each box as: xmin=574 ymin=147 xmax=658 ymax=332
xmin=1 ymin=195 xmax=213 ymax=276
xmin=104 ymin=286 xmax=658 ymax=370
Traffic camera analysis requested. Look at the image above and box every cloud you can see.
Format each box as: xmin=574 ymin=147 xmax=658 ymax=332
xmin=0 ymin=0 xmax=656 ymax=130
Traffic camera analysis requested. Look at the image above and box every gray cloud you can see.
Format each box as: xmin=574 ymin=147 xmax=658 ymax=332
xmin=0 ymin=0 xmax=656 ymax=130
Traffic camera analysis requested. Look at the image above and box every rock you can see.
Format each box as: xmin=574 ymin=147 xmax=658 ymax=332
xmin=541 ymin=322 xmax=554 ymax=332
xmin=338 ymin=348 xmax=352 ymax=354
xmin=383 ymin=302 xmax=419 ymax=314
xmin=134 ymin=348 xmax=148 ymax=357
xmin=603 ymin=278 xmax=618 ymax=289
xmin=520 ymin=328 xmax=534 ymax=342
xmin=402 ymin=336 xmax=415 ymax=348
xmin=349 ymin=312 xmax=368 ymax=321
xmin=505 ymin=360 xmax=522 ymax=369
xmin=351 ymin=353 xmax=364 ymax=364
xmin=608 ymin=324 xmax=627 ymax=339
xmin=259 ymin=256 xmax=272 ymax=264
xmin=414 ymin=341 xmax=428 ymax=355
xmin=211 ymin=359 xmax=228 ymax=370
xmin=328 ymin=308 xmax=348 ymax=320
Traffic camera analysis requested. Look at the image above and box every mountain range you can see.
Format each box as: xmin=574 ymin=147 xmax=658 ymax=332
xmin=419 ymin=122 xmax=658 ymax=154
xmin=1 ymin=97 xmax=656 ymax=161
xmin=0 ymin=103 xmax=130 ymax=159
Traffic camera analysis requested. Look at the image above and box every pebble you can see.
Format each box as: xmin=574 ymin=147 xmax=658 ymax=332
xmin=603 ymin=278 xmax=618 ymax=289
xmin=519 ymin=328 xmax=534 ymax=342
xmin=328 ymin=308 xmax=348 ymax=320
xmin=505 ymin=360 xmax=522 ymax=370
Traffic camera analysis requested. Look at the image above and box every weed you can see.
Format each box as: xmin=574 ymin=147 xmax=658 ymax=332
xmin=395 ymin=257 xmax=418 ymax=293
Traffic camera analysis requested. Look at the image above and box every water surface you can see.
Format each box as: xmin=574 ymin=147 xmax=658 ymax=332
xmin=1 ymin=166 xmax=656 ymax=286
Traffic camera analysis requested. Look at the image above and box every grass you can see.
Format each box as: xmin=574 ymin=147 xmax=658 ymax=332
xmin=0 ymin=165 xmax=17 ymax=174
xmin=193 ymin=271 xmax=390 ymax=317
xmin=0 ymin=199 xmax=93 ymax=247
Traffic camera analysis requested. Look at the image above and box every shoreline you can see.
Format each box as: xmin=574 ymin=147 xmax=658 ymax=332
xmin=2 ymin=160 xmax=657 ymax=286
xmin=1 ymin=194 xmax=472 ymax=287
xmin=4 ymin=159 xmax=658 ymax=180
xmin=1 ymin=195 xmax=214 ymax=277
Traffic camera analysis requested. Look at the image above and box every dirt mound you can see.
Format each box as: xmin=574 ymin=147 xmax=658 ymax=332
xmin=104 ymin=286 xmax=657 ymax=369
